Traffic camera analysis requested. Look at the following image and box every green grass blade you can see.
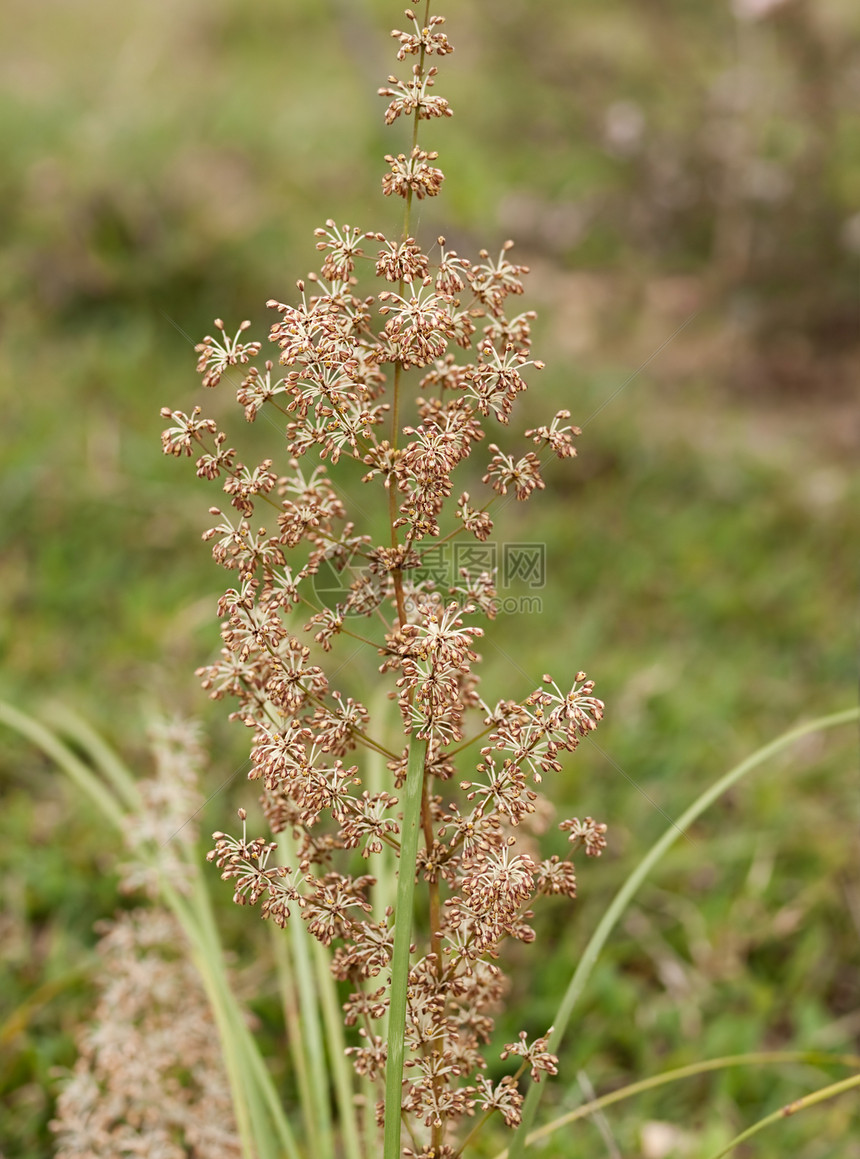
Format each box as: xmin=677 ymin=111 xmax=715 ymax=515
xmin=189 ymin=870 xmax=303 ymax=1159
xmin=178 ymin=878 xmax=299 ymax=1159
xmin=383 ymin=733 xmax=428 ymax=1159
xmin=170 ymin=891 xmax=258 ymax=1159
xmin=505 ymin=706 xmax=860 ymax=1159
xmin=278 ymin=830 xmax=335 ymax=1159
xmin=492 ymin=1051 xmax=860 ymax=1156
xmin=46 ymin=703 xmax=143 ymax=813
xmin=0 ymin=700 xmax=127 ymax=832
xmin=703 ymin=1072 xmax=860 ymax=1159
xmin=0 ymin=701 xmax=300 ymax=1159
xmin=313 ymin=936 xmax=363 ymax=1159
xmin=273 ymin=923 xmax=319 ymax=1149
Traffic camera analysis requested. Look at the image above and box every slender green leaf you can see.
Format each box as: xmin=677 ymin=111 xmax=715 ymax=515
xmin=313 ymin=936 xmax=363 ymax=1159
xmin=491 ymin=1051 xmax=860 ymax=1157
xmin=704 ymin=1072 xmax=860 ymax=1159
xmin=506 ymin=707 xmax=860 ymax=1158
xmin=278 ymin=830 xmax=334 ymax=1159
xmin=273 ymin=923 xmax=319 ymax=1149
xmin=0 ymin=701 xmax=127 ymax=832
xmin=0 ymin=701 xmax=300 ymax=1159
xmin=48 ymin=703 xmax=143 ymax=813
xmin=383 ymin=733 xmax=428 ymax=1159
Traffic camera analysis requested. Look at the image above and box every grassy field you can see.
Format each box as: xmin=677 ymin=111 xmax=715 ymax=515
xmin=1 ymin=0 xmax=858 ymax=1155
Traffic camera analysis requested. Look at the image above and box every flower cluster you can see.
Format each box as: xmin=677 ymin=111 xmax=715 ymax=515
xmin=52 ymin=721 xmax=241 ymax=1159
xmin=161 ymin=6 xmax=606 ymax=1155
xmin=51 ymin=909 xmax=241 ymax=1159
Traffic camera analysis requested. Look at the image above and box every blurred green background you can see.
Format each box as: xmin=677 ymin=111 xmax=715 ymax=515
xmin=1 ymin=0 xmax=858 ymax=1154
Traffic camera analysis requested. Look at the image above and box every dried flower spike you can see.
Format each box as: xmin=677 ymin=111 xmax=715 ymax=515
xmin=160 ymin=6 xmax=606 ymax=1156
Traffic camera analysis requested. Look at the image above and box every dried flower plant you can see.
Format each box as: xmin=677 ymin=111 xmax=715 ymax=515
xmin=160 ymin=6 xmax=607 ymax=1157
xmin=49 ymin=718 xmax=241 ymax=1159
xmin=51 ymin=907 xmax=241 ymax=1159
xmin=1 ymin=8 xmax=854 ymax=1142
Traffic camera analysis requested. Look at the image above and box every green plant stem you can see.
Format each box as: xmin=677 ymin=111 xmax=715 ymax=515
xmin=188 ymin=872 xmax=302 ymax=1159
xmin=278 ymin=832 xmax=335 ymax=1159
xmin=158 ymin=876 xmax=276 ymax=1159
xmin=171 ymin=888 xmax=260 ymax=1159
xmin=455 ymin=1108 xmax=496 ymax=1157
xmin=704 ymin=1072 xmax=860 ymax=1159
xmin=365 ymin=688 xmax=398 ymax=1155
xmin=383 ymin=732 xmax=429 ymax=1159
xmin=272 ymin=924 xmax=319 ymax=1151
xmin=188 ymin=894 xmax=293 ymax=1159
xmin=505 ymin=706 xmax=860 ymax=1159
xmin=313 ymin=936 xmax=364 ymax=1159
xmin=489 ymin=1051 xmax=860 ymax=1158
